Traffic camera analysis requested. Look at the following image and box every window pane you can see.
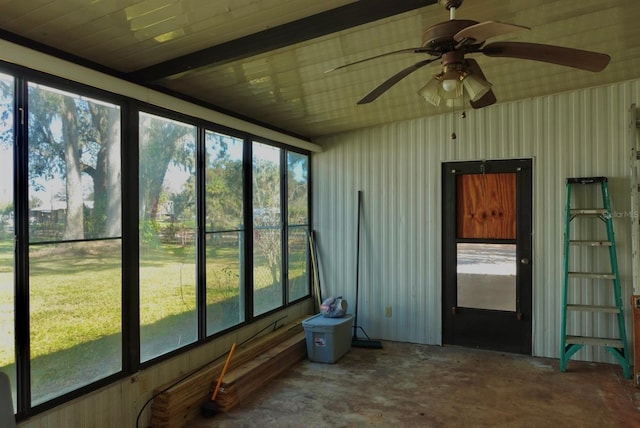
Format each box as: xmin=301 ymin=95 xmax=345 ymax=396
xmin=139 ymin=113 xmax=197 ymax=361
xmin=457 ymin=243 xmax=516 ymax=311
xmin=206 ymin=232 xmax=244 ymax=334
xmin=27 ymin=83 xmax=122 ymax=404
xmin=27 ymin=83 xmax=121 ymax=241
xmin=287 ymin=152 xmax=308 ymax=225
xmin=287 ymin=152 xmax=309 ymax=302
xmin=253 ymin=142 xmax=282 ymax=316
xmin=0 ymin=73 xmax=15 ymax=410
xmin=288 ymin=227 xmax=309 ymax=302
xmin=205 ymin=131 xmax=243 ymax=231
xmin=205 ymin=130 xmax=245 ymax=334
xmin=29 ymin=241 xmax=122 ymax=405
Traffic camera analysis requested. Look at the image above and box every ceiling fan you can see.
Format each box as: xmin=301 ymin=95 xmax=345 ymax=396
xmin=327 ymin=0 xmax=611 ymax=109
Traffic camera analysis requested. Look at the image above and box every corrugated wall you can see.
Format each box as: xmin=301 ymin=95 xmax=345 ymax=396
xmin=313 ymin=79 xmax=640 ymax=363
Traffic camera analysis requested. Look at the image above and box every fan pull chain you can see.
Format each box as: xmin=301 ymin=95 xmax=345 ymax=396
xmin=451 ymin=90 xmax=467 ymax=140
xmin=451 ymin=101 xmax=456 ymax=140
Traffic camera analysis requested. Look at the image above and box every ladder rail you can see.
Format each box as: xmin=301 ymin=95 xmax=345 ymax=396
xmin=559 ymin=181 xmax=572 ymax=372
xmin=601 ymin=181 xmax=630 ymax=369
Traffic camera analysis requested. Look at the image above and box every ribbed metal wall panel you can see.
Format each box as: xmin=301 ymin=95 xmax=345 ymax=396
xmin=313 ymin=79 xmax=640 ymax=363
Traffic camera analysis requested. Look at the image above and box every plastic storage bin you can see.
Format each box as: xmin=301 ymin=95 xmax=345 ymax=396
xmin=302 ymin=314 xmax=353 ymax=363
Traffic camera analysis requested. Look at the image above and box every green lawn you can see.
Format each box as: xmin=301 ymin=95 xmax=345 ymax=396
xmin=0 ymin=239 xmax=16 ymax=366
xmin=0 ymin=232 xmax=308 ymax=403
xmin=0 ymin=236 xmax=308 ymax=367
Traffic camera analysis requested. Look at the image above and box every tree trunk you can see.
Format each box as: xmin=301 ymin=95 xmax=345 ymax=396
xmin=106 ymin=107 xmax=121 ymax=236
xmin=61 ymin=97 xmax=84 ymax=240
xmin=139 ymin=118 xmax=187 ymax=222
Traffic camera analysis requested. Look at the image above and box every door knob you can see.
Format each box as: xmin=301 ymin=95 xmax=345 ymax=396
xmin=521 ymin=258 xmax=530 ymax=265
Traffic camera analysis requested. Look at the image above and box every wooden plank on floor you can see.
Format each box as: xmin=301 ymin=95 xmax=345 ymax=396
xmin=215 ymin=332 xmax=307 ymax=412
xmin=150 ymin=316 xmax=308 ymax=427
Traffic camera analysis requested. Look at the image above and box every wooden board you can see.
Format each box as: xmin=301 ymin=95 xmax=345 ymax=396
xmin=150 ymin=316 xmax=308 ymax=427
xmin=456 ymin=173 xmax=516 ymax=239
xmin=215 ymin=332 xmax=308 ymax=411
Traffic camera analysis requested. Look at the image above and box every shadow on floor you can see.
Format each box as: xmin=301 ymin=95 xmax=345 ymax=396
xmin=191 ymin=341 xmax=640 ymax=427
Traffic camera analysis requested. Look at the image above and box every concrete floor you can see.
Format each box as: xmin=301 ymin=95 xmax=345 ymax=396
xmin=191 ymin=341 xmax=640 ymax=427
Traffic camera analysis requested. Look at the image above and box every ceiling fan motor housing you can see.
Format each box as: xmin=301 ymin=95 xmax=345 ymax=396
xmin=442 ymin=51 xmax=465 ymax=72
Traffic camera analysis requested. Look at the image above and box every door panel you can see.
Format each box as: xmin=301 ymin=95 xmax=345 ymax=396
xmin=456 ymin=173 xmax=516 ymax=239
xmin=443 ymin=159 xmax=532 ymax=355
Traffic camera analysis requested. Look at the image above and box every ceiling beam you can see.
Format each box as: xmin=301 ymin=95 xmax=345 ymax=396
xmin=129 ymin=0 xmax=436 ymax=83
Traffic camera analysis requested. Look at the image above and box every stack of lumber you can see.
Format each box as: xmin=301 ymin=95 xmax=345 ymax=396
xmin=214 ymin=331 xmax=307 ymax=411
xmin=150 ymin=316 xmax=309 ymax=427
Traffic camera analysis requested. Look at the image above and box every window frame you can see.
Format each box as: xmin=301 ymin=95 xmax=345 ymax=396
xmin=0 ymin=60 xmax=312 ymax=420
xmin=7 ymin=64 xmax=130 ymax=416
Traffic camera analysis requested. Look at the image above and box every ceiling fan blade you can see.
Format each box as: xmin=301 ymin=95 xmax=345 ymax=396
xmin=325 ymin=47 xmax=430 ymax=73
xmin=454 ymin=21 xmax=529 ymax=44
xmin=482 ymin=41 xmax=610 ymax=72
xmin=357 ymin=57 xmax=440 ymax=104
xmin=465 ymin=59 xmax=497 ymax=109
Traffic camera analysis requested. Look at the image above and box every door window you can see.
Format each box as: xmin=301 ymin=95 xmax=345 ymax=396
xmin=457 ymin=243 xmax=516 ymax=311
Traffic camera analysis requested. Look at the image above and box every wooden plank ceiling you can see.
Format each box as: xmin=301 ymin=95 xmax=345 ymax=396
xmin=1 ymin=0 xmax=639 ymax=140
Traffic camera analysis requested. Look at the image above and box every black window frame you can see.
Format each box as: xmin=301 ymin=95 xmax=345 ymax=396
xmin=0 ymin=60 xmax=312 ymax=421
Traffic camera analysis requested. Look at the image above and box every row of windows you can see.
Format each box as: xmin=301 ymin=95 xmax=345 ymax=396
xmin=0 ymin=68 xmax=310 ymax=417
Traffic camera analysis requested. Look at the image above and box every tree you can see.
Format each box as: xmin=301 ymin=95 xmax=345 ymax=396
xmin=0 ymin=76 xmax=14 ymax=239
xmin=253 ymin=148 xmax=281 ymax=286
xmin=0 ymin=77 xmax=12 ymax=148
xmin=60 ymin=96 xmax=84 ymax=240
xmin=206 ymin=134 xmax=243 ymax=231
xmin=287 ymin=153 xmax=308 ymax=225
xmin=138 ymin=114 xmax=195 ymax=243
xmin=83 ymin=103 xmax=121 ymax=237
xmin=27 ymin=85 xmax=121 ymax=240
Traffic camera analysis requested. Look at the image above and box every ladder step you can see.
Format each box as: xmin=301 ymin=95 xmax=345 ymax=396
xmin=569 ymin=208 xmax=609 ymax=216
xmin=565 ymin=335 xmax=623 ymax=348
xmin=569 ymin=240 xmax=612 ymax=246
xmin=567 ymin=177 xmax=608 ymax=184
xmin=566 ymin=304 xmax=620 ymax=313
xmin=568 ymin=272 xmax=615 ymax=280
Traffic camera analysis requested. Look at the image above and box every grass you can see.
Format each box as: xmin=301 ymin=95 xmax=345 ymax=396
xmin=0 ymin=234 xmax=308 ymax=370
xmin=28 ymin=241 xmax=122 ymax=357
xmin=0 ymin=239 xmax=17 ymax=366
xmin=0 ymin=231 xmax=309 ymax=403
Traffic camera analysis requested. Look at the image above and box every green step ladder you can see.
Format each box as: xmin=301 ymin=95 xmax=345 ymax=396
xmin=560 ymin=177 xmax=631 ymax=378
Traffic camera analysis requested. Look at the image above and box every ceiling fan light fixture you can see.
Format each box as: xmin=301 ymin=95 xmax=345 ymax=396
xmin=418 ymin=77 xmax=442 ymax=106
xmin=440 ymin=64 xmax=464 ymax=97
xmin=441 ymin=78 xmax=459 ymax=92
xmin=445 ymin=98 xmax=464 ymax=108
xmin=461 ymin=72 xmax=492 ymax=101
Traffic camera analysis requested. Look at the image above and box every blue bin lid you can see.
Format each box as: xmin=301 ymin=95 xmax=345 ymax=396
xmin=302 ymin=313 xmax=353 ymax=327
